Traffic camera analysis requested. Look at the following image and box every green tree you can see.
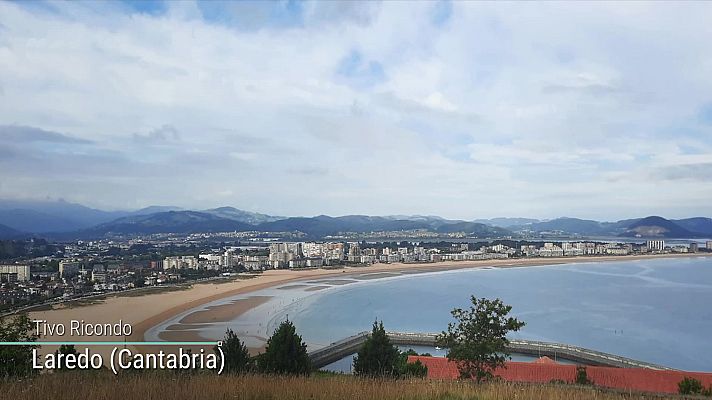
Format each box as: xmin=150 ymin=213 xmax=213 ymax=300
xmin=214 ymin=329 xmax=253 ymax=374
xmin=436 ymin=295 xmax=525 ymax=383
xmin=354 ymin=320 xmax=401 ymax=377
xmin=0 ymin=314 xmax=39 ymax=377
xmin=258 ymin=320 xmax=310 ymax=375
xmin=353 ymin=323 xmax=428 ymax=378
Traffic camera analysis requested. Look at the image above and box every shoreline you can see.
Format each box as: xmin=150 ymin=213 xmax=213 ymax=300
xmin=28 ymin=253 xmax=710 ymax=353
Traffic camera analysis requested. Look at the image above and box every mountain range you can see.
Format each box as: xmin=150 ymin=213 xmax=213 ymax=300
xmin=0 ymin=222 xmax=22 ymax=239
xmin=505 ymin=216 xmax=712 ymax=238
xmin=0 ymin=199 xmax=710 ymax=240
xmin=72 ymin=212 xmax=509 ymax=239
xmin=0 ymin=199 xmax=183 ymax=232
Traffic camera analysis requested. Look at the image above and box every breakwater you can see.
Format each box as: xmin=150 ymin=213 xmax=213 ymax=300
xmin=308 ymin=331 xmax=673 ymax=370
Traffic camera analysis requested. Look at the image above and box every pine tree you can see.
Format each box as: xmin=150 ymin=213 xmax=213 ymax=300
xmin=214 ymin=329 xmax=253 ymax=374
xmin=353 ymin=320 xmax=401 ymax=377
xmin=258 ymin=320 xmax=311 ymax=375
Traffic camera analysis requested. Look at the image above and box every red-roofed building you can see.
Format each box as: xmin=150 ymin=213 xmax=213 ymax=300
xmin=408 ymin=356 xmax=712 ymax=394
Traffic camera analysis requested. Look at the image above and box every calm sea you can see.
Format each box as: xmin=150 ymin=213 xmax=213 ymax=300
xmin=147 ymin=256 xmax=712 ymax=372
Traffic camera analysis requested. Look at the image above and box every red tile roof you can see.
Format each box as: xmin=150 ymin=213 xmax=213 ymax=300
xmin=408 ymin=356 xmax=712 ymax=394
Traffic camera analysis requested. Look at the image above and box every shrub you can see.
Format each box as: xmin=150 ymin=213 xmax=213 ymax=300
xmin=678 ymin=377 xmax=704 ymax=395
xmin=400 ymin=358 xmax=428 ymax=378
xmin=0 ymin=314 xmax=39 ymax=377
xmin=575 ymin=366 xmax=592 ymax=385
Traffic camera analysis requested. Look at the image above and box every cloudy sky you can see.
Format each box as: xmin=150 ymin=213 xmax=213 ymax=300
xmin=1 ymin=1 xmax=711 ymax=220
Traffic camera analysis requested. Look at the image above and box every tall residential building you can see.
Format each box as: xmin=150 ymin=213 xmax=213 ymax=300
xmin=59 ymin=260 xmax=81 ymax=278
xmin=91 ymin=265 xmax=108 ymax=283
xmin=163 ymin=256 xmax=198 ymax=270
xmin=348 ymin=242 xmax=360 ymax=256
xmin=0 ymin=264 xmax=30 ymax=282
xmin=646 ymin=240 xmax=665 ymax=251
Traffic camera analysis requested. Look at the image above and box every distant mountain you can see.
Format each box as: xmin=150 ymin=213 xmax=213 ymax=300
xmin=383 ymin=215 xmax=449 ymax=223
xmin=433 ymin=221 xmax=511 ymax=236
xmin=0 ymin=200 xmax=186 ymax=233
xmin=255 ymin=215 xmax=509 ymax=238
xmin=0 ymin=209 xmax=81 ymax=232
xmin=0 ymin=223 xmax=23 ymax=239
xmin=619 ymin=216 xmax=700 ymax=238
xmin=78 ymin=211 xmax=254 ymax=237
xmin=0 ymin=199 xmax=130 ymax=232
xmin=130 ymin=206 xmax=183 ymax=216
xmin=474 ymin=217 xmax=541 ymax=228
xmin=255 ymin=215 xmax=423 ymax=237
xmin=674 ymin=217 xmax=712 ymax=236
xmin=514 ymin=217 xmax=626 ymax=236
xmin=485 ymin=216 xmax=709 ymax=238
xmin=203 ymin=207 xmax=283 ymax=225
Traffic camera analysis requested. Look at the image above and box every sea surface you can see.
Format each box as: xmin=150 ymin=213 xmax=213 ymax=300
xmin=146 ymin=256 xmax=712 ymax=372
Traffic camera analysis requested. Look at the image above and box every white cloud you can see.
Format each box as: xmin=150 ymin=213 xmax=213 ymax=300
xmin=0 ymin=1 xmax=711 ymax=219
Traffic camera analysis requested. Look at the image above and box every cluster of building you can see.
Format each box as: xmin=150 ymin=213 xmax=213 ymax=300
xmin=159 ymin=243 xmax=346 ymax=271
xmin=520 ymin=242 xmax=635 ymax=257
xmin=2 ymin=239 xmax=711 ymax=312
xmin=157 ymin=240 xmax=712 ymax=273
xmin=518 ymin=240 xmax=712 ymax=257
xmin=325 ymin=229 xmax=469 ymax=240
xmin=0 ymin=261 xmax=146 ymax=310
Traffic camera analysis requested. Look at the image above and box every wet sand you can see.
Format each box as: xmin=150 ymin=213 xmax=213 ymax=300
xmin=178 ymin=296 xmax=273 ymax=324
xmin=155 ymin=296 xmax=273 ymax=344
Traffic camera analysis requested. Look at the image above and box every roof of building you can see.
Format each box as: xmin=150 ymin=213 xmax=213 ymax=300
xmin=408 ymin=356 xmax=712 ymax=394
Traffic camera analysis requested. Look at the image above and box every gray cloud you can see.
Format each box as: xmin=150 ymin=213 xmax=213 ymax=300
xmin=542 ymin=83 xmax=621 ymax=96
xmin=0 ymin=125 xmax=92 ymax=144
xmin=0 ymin=147 xmax=14 ymax=160
xmin=132 ymin=124 xmax=180 ymax=145
xmin=657 ymin=163 xmax=712 ymax=182
xmin=303 ymin=2 xmax=379 ymax=27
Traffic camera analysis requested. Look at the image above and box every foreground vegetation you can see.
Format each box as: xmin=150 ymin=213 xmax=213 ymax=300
xmin=0 ymin=372 xmax=685 ymax=400
xmin=3 ymin=297 xmax=706 ymax=398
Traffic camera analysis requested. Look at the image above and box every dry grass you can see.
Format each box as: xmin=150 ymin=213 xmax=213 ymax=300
xmin=1 ymin=372 xmax=681 ymax=400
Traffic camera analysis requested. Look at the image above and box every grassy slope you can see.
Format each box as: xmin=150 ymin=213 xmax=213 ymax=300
xmin=1 ymin=372 xmax=681 ymax=400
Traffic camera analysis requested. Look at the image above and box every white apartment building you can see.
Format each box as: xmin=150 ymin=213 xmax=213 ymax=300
xmin=243 ymin=255 xmax=270 ymax=271
xmin=163 ymin=256 xmax=199 ymax=270
xmin=0 ymin=264 xmax=30 ymax=282
xmin=647 ymin=240 xmax=665 ymax=252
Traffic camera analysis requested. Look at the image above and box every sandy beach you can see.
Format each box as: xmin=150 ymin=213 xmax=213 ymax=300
xmin=28 ymin=253 xmax=709 ymax=356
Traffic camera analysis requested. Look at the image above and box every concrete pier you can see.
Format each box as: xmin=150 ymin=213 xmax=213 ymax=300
xmin=308 ymin=331 xmax=673 ymax=371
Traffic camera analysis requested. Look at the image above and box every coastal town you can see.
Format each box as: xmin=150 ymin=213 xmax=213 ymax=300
xmin=2 ymin=237 xmax=710 ymax=314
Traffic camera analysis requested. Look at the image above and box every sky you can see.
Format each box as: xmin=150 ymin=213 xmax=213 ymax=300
xmin=0 ymin=1 xmax=711 ymax=221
